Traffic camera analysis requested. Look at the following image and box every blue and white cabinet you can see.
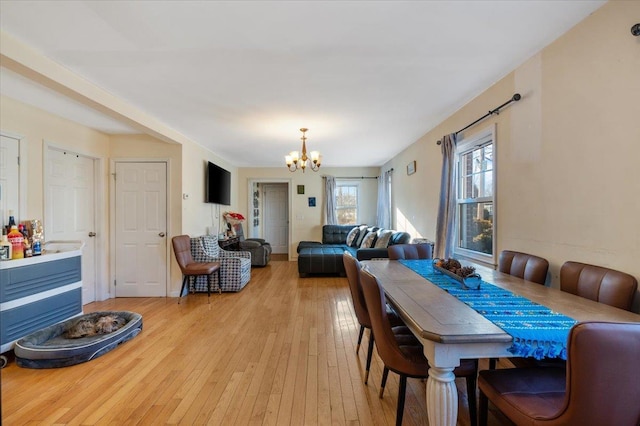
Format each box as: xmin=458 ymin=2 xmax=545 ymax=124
xmin=1 ymin=243 xmax=83 ymax=358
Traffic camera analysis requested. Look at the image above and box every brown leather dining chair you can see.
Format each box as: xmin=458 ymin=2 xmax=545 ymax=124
xmin=387 ymin=243 xmax=433 ymax=260
xmin=172 ymin=235 xmax=221 ymax=304
xmin=560 ymin=261 xmax=638 ymax=311
xmin=493 ymin=250 xmax=550 ymax=369
xmin=511 ymin=260 xmax=637 ymax=370
xmin=358 ymin=267 xmax=478 ymax=426
xmin=478 ymin=321 xmax=640 ymax=426
xmin=343 ymin=252 xmax=406 ymax=384
xmin=498 ymin=250 xmax=549 ymax=285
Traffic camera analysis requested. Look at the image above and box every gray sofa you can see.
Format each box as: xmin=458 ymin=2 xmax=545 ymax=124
xmin=297 ymin=224 xmax=410 ymax=277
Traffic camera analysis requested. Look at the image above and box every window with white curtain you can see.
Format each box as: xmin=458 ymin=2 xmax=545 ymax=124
xmin=455 ymin=127 xmax=495 ymax=261
xmin=335 ymin=182 xmax=359 ymax=225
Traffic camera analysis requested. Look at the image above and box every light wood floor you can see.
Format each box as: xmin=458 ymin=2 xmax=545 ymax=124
xmin=1 ymin=260 xmax=512 ymax=425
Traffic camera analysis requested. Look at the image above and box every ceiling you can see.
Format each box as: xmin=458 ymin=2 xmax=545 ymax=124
xmin=0 ymin=1 xmax=605 ymax=168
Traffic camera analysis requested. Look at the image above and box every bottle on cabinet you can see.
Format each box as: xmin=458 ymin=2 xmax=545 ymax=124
xmin=0 ymin=229 xmax=12 ymax=260
xmin=6 ymin=214 xmax=16 ymax=235
xmin=23 ymin=236 xmax=33 ymax=258
xmin=7 ymin=225 xmax=24 ymax=259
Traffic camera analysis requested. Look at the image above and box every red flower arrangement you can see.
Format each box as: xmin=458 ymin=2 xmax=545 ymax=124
xmin=223 ymin=212 xmax=245 ymax=225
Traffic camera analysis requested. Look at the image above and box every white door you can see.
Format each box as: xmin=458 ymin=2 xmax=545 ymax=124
xmin=263 ymin=183 xmax=288 ymax=254
xmin=114 ymin=162 xmax=168 ymax=297
xmin=45 ymin=148 xmax=97 ymax=304
xmin=0 ymin=134 xmax=20 ymax=225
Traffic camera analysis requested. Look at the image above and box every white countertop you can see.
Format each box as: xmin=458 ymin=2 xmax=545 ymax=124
xmin=0 ymin=241 xmax=83 ymax=269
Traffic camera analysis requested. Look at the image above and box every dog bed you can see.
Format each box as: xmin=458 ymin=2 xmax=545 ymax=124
xmin=14 ymin=311 xmax=142 ymax=369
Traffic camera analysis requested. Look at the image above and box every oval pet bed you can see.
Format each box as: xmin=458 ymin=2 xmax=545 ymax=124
xmin=14 ymin=311 xmax=142 ymax=369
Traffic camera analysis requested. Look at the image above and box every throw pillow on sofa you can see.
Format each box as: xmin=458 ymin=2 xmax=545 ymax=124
xmin=354 ymin=225 xmax=369 ymax=247
xmin=360 ymin=231 xmax=378 ymax=248
xmin=346 ymin=227 xmax=360 ymax=247
xmin=374 ymin=230 xmax=393 ymax=248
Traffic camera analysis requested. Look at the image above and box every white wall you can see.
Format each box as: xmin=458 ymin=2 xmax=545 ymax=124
xmin=180 ymin=141 xmax=238 ymax=237
xmin=384 ymin=1 xmax=640 ymax=311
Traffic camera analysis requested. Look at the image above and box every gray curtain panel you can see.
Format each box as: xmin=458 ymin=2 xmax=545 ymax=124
xmin=376 ymin=169 xmax=392 ymax=229
xmin=324 ymin=175 xmax=338 ymax=225
xmin=435 ymin=133 xmax=457 ymax=259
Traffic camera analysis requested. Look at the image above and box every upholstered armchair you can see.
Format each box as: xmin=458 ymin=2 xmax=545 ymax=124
xmin=232 ymin=223 xmax=272 ymax=267
xmin=189 ymin=235 xmax=251 ymax=292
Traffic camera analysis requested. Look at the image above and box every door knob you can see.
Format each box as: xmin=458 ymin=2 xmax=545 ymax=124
xmin=159 ymin=232 xmax=166 ymax=237
xmin=88 ymin=232 xmax=96 ymax=237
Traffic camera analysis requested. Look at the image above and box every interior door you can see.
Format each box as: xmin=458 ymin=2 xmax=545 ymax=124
xmin=45 ymin=148 xmax=97 ymax=304
xmin=114 ymin=161 xmax=167 ymax=297
xmin=263 ymin=183 xmax=288 ymax=254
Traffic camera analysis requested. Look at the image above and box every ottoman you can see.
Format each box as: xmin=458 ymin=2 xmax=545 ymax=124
xmin=298 ymin=246 xmax=348 ymax=277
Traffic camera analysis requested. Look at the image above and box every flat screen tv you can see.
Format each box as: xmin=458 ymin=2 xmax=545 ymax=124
xmin=205 ymin=161 xmax=231 ymax=205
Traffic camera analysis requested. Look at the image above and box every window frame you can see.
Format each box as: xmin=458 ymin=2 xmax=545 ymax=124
xmin=335 ymin=180 xmax=360 ymax=225
xmin=453 ymin=125 xmax=496 ymax=265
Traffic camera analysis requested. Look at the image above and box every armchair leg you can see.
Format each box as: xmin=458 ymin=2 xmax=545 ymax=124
xmin=178 ymin=275 xmax=189 ymax=304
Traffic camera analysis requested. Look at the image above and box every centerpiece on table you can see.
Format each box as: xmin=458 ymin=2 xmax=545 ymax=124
xmin=433 ymin=258 xmax=482 ymax=290
xmin=223 ymin=212 xmax=245 ymax=237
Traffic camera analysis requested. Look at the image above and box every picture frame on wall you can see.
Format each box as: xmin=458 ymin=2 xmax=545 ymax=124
xmin=308 ymin=197 xmax=316 ymax=207
xmin=297 ymin=185 xmax=305 ymax=194
xmin=407 ymin=160 xmax=416 ymax=175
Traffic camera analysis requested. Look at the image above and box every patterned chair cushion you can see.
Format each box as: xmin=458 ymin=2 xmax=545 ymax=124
xmin=190 ymin=235 xmax=251 ymax=292
xmin=200 ymin=233 xmax=221 ymax=257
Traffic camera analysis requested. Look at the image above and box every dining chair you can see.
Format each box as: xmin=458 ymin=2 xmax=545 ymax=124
xmin=172 ymin=235 xmax=221 ymax=304
xmin=343 ymin=252 xmax=404 ymax=384
xmin=359 ymin=267 xmax=478 ymax=426
xmin=498 ymin=250 xmax=549 ymax=285
xmin=492 ymin=250 xmax=550 ymax=369
xmin=560 ymin=261 xmax=638 ymax=311
xmin=510 ymin=260 xmax=636 ymax=370
xmin=478 ymin=321 xmax=640 ymax=426
xmin=387 ymin=243 xmax=433 ymax=260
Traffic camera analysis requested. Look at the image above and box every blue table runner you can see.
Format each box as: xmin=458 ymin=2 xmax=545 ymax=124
xmin=398 ymin=259 xmax=577 ymax=360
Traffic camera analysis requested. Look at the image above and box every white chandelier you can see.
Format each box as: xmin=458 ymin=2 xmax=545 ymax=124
xmin=285 ymin=128 xmax=321 ymax=172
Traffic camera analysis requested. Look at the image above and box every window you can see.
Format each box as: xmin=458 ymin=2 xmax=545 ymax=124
xmin=335 ymin=182 xmax=359 ymax=225
xmin=455 ymin=127 xmax=495 ymax=261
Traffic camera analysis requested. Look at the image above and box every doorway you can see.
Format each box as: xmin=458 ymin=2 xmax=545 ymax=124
xmin=248 ymin=179 xmax=291 ymax=258
xmin=112 ymin=161 xmax=168 ymax=297
xmin=263 ymin=183 xmax=288 ymax=254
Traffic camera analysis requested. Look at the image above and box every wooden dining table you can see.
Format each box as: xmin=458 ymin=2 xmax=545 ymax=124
xmin=361 ymin=259 xmax=640 ymax=426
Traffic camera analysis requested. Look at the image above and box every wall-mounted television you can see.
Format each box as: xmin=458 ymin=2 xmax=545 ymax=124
xmin=205 ymin=161 xmax=231 ymax=205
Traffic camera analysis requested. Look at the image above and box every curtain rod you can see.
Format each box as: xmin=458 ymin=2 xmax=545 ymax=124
xmin=436 ymin=93 xmax=521 ymax=145
xmin=322 ymin=168 xmax=393 ymax=179
xmin=323 ymin=176 xmax=378 ymax=179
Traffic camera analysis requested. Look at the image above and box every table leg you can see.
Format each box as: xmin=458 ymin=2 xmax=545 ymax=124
xmin=426 ymin=366 xmax=458 ymax=426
